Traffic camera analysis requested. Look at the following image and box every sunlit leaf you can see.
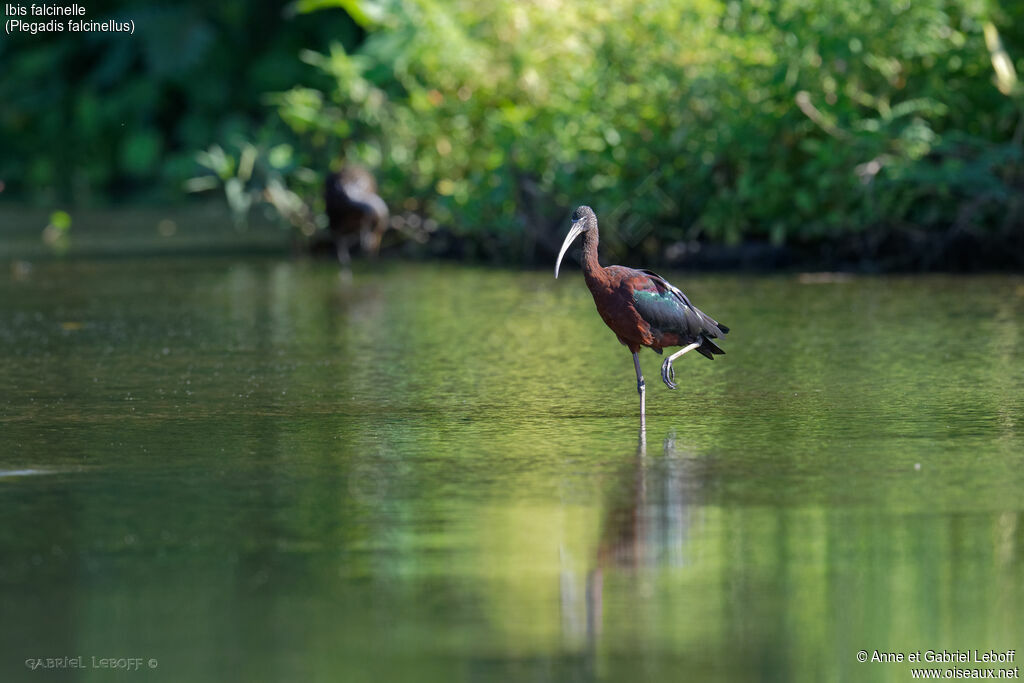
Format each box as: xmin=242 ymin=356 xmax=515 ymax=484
xmin=268 ymin=144 xmax=294 ymax=169
xmin=49 ymin=210 xmax=72 ymax=232
xmin=290 ymin=0 xmax=387 ymax=28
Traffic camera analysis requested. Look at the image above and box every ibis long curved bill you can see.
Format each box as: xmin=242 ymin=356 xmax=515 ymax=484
xmin=554 ymin=220 xmax=585 ymax=278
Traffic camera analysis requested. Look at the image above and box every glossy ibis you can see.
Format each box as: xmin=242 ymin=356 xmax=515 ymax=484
xmin=554 ymin=206 xmax=728 ymax=415
xmin=324 ymin=165 xmax=389 ymax=265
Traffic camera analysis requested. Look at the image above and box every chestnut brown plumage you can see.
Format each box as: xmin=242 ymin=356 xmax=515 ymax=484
xmin=324 ymin=165 xmax=389 ymax=265
xmin=555 ymin=206 xmax=728 ymax=415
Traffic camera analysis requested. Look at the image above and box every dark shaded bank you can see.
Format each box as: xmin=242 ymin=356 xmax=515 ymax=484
xmin=655 ymin=227 xmax=1024 ymax=272
xmin=377 ymin=222 xmax=1024 ymax=273
xmin=4 ymin=202 xmax=1022 ymax=273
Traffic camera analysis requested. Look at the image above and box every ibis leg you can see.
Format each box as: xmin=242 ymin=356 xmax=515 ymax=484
xmin=661 ymin=341 xmax=701 ymax=390
xmin=335 ymin=236 xmax=353 ymax=267
xmin=633 ymin=351 xmax=646 ymax=416
xmin=335 ymin=236 xmax=356 ymax=283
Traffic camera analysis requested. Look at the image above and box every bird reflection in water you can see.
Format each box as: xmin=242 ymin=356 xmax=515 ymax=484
xmin=559 ymin=427 xmax=701 ymax=660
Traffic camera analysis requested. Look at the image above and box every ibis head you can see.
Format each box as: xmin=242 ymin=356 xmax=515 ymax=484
xmin=555 ymin=206 xmax=597 ymax=278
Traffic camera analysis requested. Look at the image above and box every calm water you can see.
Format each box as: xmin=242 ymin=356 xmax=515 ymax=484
xmin=1 ymin=256 xmax=1022 ymax=682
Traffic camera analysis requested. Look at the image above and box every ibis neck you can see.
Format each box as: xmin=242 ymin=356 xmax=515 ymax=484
xmin=581 ymin=228 xmax=603 ymax=280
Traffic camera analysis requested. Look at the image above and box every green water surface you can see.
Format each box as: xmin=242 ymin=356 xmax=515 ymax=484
xmin=1 ymin=257 xmax=1022 ymax=682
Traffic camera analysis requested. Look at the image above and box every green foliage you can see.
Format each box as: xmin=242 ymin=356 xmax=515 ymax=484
xmin=188 ymin=141 xmax=322 ymax=234
xmin=0 ymin=1 xmax=362 ymax=204
xmin=5 ymin=0 xmax=1023 ymax=264
xmin=42 ymin=210 xmax=72 ymax=252
xmin=48 ymin=210 xmax=72 ymax=232
xmin=273 ymin=0 xmax=1024 ymax=261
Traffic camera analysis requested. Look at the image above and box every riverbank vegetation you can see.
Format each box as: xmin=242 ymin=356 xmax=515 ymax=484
xmin=3 ymin=0 xmax=1024 ymax=268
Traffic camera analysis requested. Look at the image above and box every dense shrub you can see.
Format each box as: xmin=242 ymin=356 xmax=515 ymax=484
xmin=4 ymin=0 xmax=1023 ymax=266
xmin=274 ymin=0 xmax=1024 ymax=263
xmin=0 ymin=1 xmax=361 ymax=203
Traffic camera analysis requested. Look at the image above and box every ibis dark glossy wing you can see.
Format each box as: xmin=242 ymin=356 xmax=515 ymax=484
xmin=631 ymin=269 xmax=729 ymax=358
